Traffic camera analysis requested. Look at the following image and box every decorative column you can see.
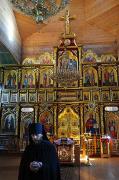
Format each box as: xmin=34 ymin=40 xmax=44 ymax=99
xmin=35 ymin=105 xmax=39 ymax=122
xmin=100 ymin=104 xmax=104 ymax=135
xmin=80 ymin=104 xmax=84 ymax=135
xmin=54 ymin=105 xmax=57 ymax=137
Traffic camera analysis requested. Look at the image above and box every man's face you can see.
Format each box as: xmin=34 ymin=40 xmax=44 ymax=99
xmin=31 ymin=134 xmax=43 ymax=144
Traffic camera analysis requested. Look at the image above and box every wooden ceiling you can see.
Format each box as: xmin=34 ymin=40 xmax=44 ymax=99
xmin=13 ymin=0 xmax=119 ymax=57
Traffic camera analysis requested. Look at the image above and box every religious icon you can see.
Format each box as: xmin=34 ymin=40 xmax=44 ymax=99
xmin=2 ymin=92 xmax=9 ymax=103
xmin=82 ymin=50 xmax=97 ymax=62
xmin=22 ymin=69 xmax=36 ymax=88
xmin=38 ymin=91 xmax=46 ymax=103
xmin=90 ymin=70 xmax=96 ymax=86
xmin=108 ymin=120 xmax=117 ymax=139
xmin=23 ymin=74 xmax=28 ymax=88
xmin=85 ymin=113 xmax=99 ymax=134
xmin=20 ymin=93 xmax=27 ymax=102
xmin=10 ymin=93 xmax=18 ymax=102
xmin=39 ymin=110 xmax=53 ymax=134
xmin=112 ymin=91 xmax=119 ymax=101
xmin=102 ymin=91 xmax=110 ymax=101
xmin=105 ymin=111 xmax=119 ymax=140
xmin=92 ymin=91 xmax=100 ymax=101
xmin=84 ymin=71 xmax=90 ymax=85
xmin=28 ymin=73 xmax=34 ymax=88
xmin=83 ymin=92 xmax=90 ymax=101
xmin=109 ymin=70 xmax=115 ymax=84
xmin=43 ymin=73 xmax=47 ymax=87
xmin=102 ymin=67 xmax=117 ymax=86
xmin=103 ymin=69 xmax=110 ymax=85
xmin=29 ymin=92 xmax=37 ymax=102
xmin=3 ymin=114 xmax=15 ymax=133
xmin=38 ymin=52 xmax=54 ymax=64
xmin=47 ymin=91 xmax=54 ymax=102
xmin=58 ymin=50 xmax=78 ymax=71
xmin=83 ymin=67 xmax=97 ymax=87
xmin=40 ymin=66 xmax=53 ymax=88
xmin=4 ymin=70 xmax=17 ymax=89
xmin=101 ymin=55 xmax=116 ymax=63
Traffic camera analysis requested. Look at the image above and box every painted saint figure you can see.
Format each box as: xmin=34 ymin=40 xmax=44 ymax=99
xmin=109 ymin=70 xmax=115 ymax=84
xmin=108 ymin=120 xmax=117 ymax=138
xmin=12 ymin=73 xmax=16 ymax=87
xmin=6 ymin=72 xmax=17 ymax=88
xmin=43 ymin=73 xmax=47 ymax=87
xmin=103 ymin=69 xmax=110 ymax=85
xmin=23 ymin=74 xmax=28 ymax=88
xmin=7 ymin=73 xmax=12 ymax=87
xmin=4 ymin=114 xmax=15 ymax=132
xmin=85 ymin=71 xmax=90 ymax=85
xmin=28 ymin=73 xmax=34 ymax=88
xmin=67 ymin=59 xmax=77 ymax=70
xmin=90 ymin=70 xmax=95 ymax=86
xmin=86 ymin=113 xmax=99 ymax=134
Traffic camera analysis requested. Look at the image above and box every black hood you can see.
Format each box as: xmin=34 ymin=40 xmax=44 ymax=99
xmin=28 ymin=123 xmax=49 ymax=143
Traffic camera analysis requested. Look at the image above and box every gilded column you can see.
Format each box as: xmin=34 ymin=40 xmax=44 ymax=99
xmin=34 ymin=105 xmax=39 ymax=122
xmin=100 ymin=104 xmax=104 ymax=135
xmin=80 ymin=104 xmax=84 ymax=135
xmin=54 ymin=105 xmax=57 ymax=136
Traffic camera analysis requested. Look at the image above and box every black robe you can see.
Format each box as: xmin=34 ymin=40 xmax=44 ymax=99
xmin=18 ymin=140 xmax=61 ymax=180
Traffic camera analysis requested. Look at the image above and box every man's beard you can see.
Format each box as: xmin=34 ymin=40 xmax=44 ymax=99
xmin=33 ymin=138 xmax=42 ymax=144
xmin=32 ymin=135 xmax=43 ymax=144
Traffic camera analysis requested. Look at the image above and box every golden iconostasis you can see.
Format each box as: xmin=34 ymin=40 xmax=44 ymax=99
xmin=0 ymin=46 xmax=119 ymax=152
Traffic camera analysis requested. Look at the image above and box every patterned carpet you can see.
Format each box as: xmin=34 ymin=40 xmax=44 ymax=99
xmin=61 ymin=165 xmax=80 ymax=180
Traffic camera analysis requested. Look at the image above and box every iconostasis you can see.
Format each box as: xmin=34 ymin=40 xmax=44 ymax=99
xmin=0 ymin=47 xmax=119 ymax=151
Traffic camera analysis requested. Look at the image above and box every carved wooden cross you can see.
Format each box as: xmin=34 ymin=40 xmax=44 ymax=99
xmin=60 ymin=10 xmax=75 ymax=35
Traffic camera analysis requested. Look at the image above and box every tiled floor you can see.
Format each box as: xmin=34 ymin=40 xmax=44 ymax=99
xmin=0 ymin=154 xmax=119 ymax=180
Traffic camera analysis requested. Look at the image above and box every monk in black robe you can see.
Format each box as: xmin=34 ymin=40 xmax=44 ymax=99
xmin=18 ymin=123 xmax=61 ymax=180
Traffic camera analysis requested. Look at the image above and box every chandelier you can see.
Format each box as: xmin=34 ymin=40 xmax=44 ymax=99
xmin=9 ymin=0 xmax=70 ymax=23
xmin=50 ymin=67 xmax=80 ymax=87
xmin=50 ymin=49 xmax=80 ymax=87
